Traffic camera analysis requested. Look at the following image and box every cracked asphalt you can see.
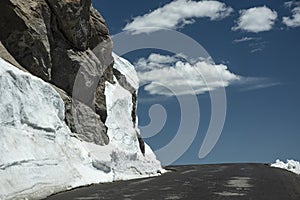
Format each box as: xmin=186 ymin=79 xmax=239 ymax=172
xmin=45 ymin=164 xmax=300 ymax=200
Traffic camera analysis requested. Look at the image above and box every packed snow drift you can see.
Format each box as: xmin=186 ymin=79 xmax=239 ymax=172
xmin=0 ymin=57 xmax=163 ymax=200
xmin=271 ymin=159 xmax=300 ymax=175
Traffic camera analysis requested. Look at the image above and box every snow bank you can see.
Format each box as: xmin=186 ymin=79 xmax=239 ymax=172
xmin=0 ymin=58 xmax=105 ymax=199
xmin=0 ymin=57 xmax=163 ymax=199
xmin=101 ymin=75 xmax=163 ymax=180
xmin=271 ymin=159 xmax=300 ymax=175
xmin=105 ymin=53 xmax=164 ymax=179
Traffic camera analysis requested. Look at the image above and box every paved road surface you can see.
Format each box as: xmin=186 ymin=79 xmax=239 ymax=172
xmin=46 ymin=164 xmax=300 ymax=200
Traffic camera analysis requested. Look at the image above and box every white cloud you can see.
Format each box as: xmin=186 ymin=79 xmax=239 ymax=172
xmin=123 ymin=0 xmax=233 ymax=34
xmin=283 ymin=2 xmax=300 ymax=27
xmin=233 ymin=37 xmax=261 ymax=43
xmin=135 ymin=54 xmax=240 ymax=96
xmin=148 ymin=54 xmax=178 ymax=64
xmin=250 ymin=48 xmax=263 ymax=53
xmin=284 ymin=1 xmax=300 ymax=8
xmin=233 ymin=37 xmax=266 ymax=53
xmin=248 ymin=41 xmax=268 ymax=53
xmin=236 ymin=77 xmax=282 ymax=91
xmin=232 ymin=6 xmax=278 ymax=33
xmin=284 ymin=1 xmax=294 ymax=8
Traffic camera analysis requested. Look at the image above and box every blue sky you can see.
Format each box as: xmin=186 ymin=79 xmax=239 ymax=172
xmin=93 ymin=0 xmax=300 ymax=165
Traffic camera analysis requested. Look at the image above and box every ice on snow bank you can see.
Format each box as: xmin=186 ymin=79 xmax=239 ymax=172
xmin=271 ymin=159 xmax=300 ymax=175
xmin=0 ymin=57 xmax=163 ymax=200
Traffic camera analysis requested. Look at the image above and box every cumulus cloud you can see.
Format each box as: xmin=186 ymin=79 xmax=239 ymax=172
xmin=232 ymin=6 xmax=278 ymax=33
xmin=283 ymin=1 xmax=300 ymax=27
xmin=123 ymin=0 xmax=233 ymax=34
xmin=135 ymin=54 xmax=240 ymax=96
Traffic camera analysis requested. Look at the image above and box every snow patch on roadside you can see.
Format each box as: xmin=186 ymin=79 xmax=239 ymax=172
xmin=271 ymin=159 xmax=300 ymax=175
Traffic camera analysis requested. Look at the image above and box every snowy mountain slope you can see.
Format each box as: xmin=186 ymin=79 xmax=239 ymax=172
xmin=0 ymin=58 xmax=163 ymax=199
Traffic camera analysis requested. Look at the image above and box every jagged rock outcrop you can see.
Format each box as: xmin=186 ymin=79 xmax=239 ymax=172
xmin=0 ymin=0 xmax=116 ymax=146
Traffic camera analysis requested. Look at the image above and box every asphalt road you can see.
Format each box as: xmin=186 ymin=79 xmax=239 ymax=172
xmin=45 ymin=164 xmax=300 ymax=200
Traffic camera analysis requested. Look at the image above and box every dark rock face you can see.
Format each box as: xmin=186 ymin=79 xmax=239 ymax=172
xmin=0 ymin=41 xmax=25 ymax=71
xmin=0 ymin=0 xmax=52 ymax=80
xmin=65 ymin=99 xmax=109 ymax=145
xmin=0 ymin=0 xmax=113 ymax=145
xmin=0 ymin=0 xmax=146 ymax=152
xmin=46 ymin=0 xmax=92 ymax=51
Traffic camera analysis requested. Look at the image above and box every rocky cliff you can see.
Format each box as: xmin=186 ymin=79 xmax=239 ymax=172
xmin=0 ymin=0 xmax=163 ymax=199
xmin=0 ymin=0 xmax=145 ymax=149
